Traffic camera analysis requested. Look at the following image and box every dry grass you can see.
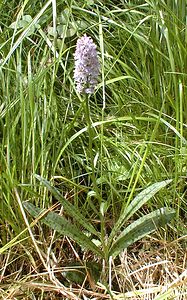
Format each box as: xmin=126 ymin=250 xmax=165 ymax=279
xmin=1 ymin=237 xmax=187 ymax=300
xmin=114 ymin=238 xmax=187 ymax=299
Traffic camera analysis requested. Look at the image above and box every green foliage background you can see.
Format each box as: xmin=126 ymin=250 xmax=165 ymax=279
xmin=0 ymin=0 xmax=186 ymax=271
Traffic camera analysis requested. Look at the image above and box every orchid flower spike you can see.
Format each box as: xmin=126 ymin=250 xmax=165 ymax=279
xmin=74 ymin=34 xmax=100 ymax=94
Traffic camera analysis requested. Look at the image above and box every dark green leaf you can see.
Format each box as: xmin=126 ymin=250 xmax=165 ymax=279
xmin=24 ymin=202 xmax=103 ymax=258
xmin=62 ymin=261 xmax=101 ymax=285
xmin=109 ymin=208 xmax=175 ymax=258
xmin=109 ymin=180 xmax=172 ymax=244
xmin=34 ymin=174 xmax=99 ymax=237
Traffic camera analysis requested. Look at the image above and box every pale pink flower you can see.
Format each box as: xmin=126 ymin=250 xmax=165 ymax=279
xmin=74 ymin=34 xmax=100 ymax=94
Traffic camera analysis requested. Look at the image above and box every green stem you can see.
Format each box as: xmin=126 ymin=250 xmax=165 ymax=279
xmin=84 ymin=95 xmax=108 ymax=261
xmin=84 ymin=95 xmax=100 ymax=200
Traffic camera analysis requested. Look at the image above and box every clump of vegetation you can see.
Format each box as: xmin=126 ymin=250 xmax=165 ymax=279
xmin=1 ymin=0 xmax=187 ymax=299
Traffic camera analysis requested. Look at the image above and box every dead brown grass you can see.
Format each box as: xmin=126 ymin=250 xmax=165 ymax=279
xmin=1 ymin=236 xmax=187 ymax=300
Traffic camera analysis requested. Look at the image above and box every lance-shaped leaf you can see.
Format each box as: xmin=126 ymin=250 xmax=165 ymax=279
xmin=24 ymin=202 xmax=103 ymax=258
xmin=109 ymin=207 xmax=175 ymax=258
xmin=109 ymin=180 xmax=172 ymax=245
xmin=34 ymin=174 xmax=99 ymax=237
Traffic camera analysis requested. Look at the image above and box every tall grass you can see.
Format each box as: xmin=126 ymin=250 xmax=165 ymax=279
xmin=0 ymin=0 xmax=187 ymax=299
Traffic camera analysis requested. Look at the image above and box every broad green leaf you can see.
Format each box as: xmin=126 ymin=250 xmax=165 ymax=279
xmin=58 ymin=8 xmax=70 ymax=25
xmin=10 ymin=15 xmax=39 ymax=36
xmin=109 ymin=207 xmax=175 ymax=258
xmin=122 ymin=180 xmax=172 ymax=222
xmin=76 ymin=20 xmax=88 ymax=30
xmin=24 ymin=202 xmax=103 ymax=258
xmin=47 ymin=25 xmax=55 ymax=36
xmin=57 ymin=24 xmax=76 ymax=38
xmin=109 ymin=180 xmax=172 ymax=244
xmin=62 ymin=261 xmax=101 ymax=285
xmin=87 ymin=0 xmax=94 ymax=5
xmin=10 ymin=15 xmax=32 ymax=29
xmin=34 ymin=174 xmax=99 ymax=237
